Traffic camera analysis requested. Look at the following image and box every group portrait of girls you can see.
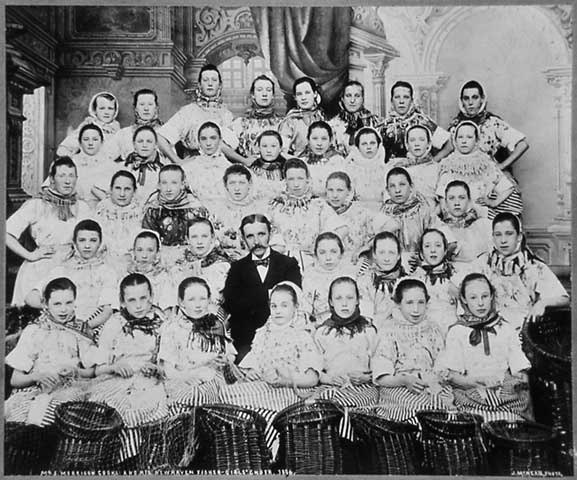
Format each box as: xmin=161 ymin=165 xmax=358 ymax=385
xmin=5 ymin=63 xmax=570 ymax=463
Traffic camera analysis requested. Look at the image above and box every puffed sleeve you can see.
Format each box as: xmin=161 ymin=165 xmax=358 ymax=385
xmin=372 ymin=329 xmax=398 ymax=381
xmin=320 ymin=201 xmax=347 ymax=234
xmin=156 ymin=106 xmax=190 ymax=145
xmin=534 ymin=262 xmax=569 ymax=300
xmin=78 ymin=336 xmax=100 ymax=368
xmin=493 ymin=117 xmax=526 ymax=152
xmin=239 ymin=328 xmax=266 ymax=371
xmin=5 ymin=324 xmax=41 ymax=372
xmin=158 ymin=319 xmax=182 ymax=367
xmin=6 ymin=199 xmax=39 ymax=238
xmin=434 ymin=325 xmax=467 ymax=375
xmin=296 ymin=330 xmax=323 ymax=374
xmin=57 ymin=123 xmax=84 ymax=157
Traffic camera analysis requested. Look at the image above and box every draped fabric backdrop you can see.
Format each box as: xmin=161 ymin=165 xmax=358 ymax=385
xmin=250 ymin=6 xmax=352 ymax=113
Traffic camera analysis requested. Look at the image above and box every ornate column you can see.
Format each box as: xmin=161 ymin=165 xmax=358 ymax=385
xmin=22 ymin=87 xmax=46 ymax=196
xmin=350 ymin=7 xmax=399 ymax=116
xmin=540 ymin=65 xmax=572 ymax=265
xmin=400 ymin=73 xmax=449 ymax=122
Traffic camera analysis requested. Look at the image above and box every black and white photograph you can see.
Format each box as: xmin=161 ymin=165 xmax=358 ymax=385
xmin=3 ymin=4 xmax=573 ymax=476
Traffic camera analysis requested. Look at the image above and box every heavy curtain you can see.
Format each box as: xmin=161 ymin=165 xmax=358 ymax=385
xmin=250 ymin=7 xmax=352 ymax=110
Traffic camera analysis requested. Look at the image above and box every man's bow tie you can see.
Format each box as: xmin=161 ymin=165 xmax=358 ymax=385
xmin=254 ymin=257 xmax=270 ymax=268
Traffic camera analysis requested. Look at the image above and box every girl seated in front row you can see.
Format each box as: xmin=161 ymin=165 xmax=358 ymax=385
xmin=219 ymin=282 xmax=322 ymax=412
xmin=373 ymin=278 xmax=454 ymax=422
xmin=89 ymin=274 xmax=168 ymax=431
xmin=436 ymin=273 xmax=532 ymax=422
xmin=477 ymin=212 xmax=569 ymax=330
xmin=315 ymin=276 xmax=379 ymax=408
xmin=159 ymin=277 xmax=236 ymax=409
xmin=6 ymin=277 xmax=97 ymax=426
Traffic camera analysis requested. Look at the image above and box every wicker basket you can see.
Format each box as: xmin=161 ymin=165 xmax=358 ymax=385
xmin=522 ymin=308 xmax=571 ymax=381
xmin=133 ymin=408 xmax=197 ymax=471
xmin=4 ymin=422 xmax=57 ymax=475
xmin=417 ymin=410 xmax=487 ymax=475
xmin=522 ymin=309 xmax=572 ymax=475
xmin=349 ymin=409 xmax=421 ymax=475
xmin=272 ymin=400 xmax=344 ymax=474
xmin=196 ymin=403 xmax=271 ymax=473
xmin=51 ymin=401 xmax=123 ymax=472
xmin=483 ymin=420 xmax=561 ymax=476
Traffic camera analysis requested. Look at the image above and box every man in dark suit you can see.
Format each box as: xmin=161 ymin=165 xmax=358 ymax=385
xmin=223 ymin=214 xmax=301 ymax=363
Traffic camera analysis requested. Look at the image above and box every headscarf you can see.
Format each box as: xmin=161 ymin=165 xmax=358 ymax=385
xmin=403 ymin=124 xmax=433 ymax=164
xmin=134 ymin=104 xmax=162 ymax=130
xmin=87 ymin=91 xmax=120 ymax=136
xmin=450 ymin=81 xmax=496 ymax=128
xmin=451 ymin=120 xmax=481 ymax=151
xmin=39 ymin=186 xmax=78 ymax=222
xmin=336 ymin=98 xmax=381 ymax=145
xmin=128 ymin=230 xmax=164 ymax=276
xmin=268 ymin=281 xmax=308 ymax=329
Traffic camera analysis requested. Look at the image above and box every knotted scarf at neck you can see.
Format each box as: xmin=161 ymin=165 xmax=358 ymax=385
xmin=386 ymin=104 xmax=421 ymax=143
xmin=304 ymin=146 xmax=339 ymax=165
xmin=40 ymin=187 xmax=78 ymax=221
xmin=245 ymin=97 xmax=276 ymax=119
xmin=322 ymin=305 xmax=371 ymax=337
xmin=422 ymin=260 xmax=455 ymax=286
xmin=183 ymin=246 xmax=230 ymax=268
xmin=177 ymin=307 xmax=227 ymax=353
xmin=457 ymin=312 xmax=501 ymax=356
xmin=337 ymin=104 xmax=379 ymax=143
xmin=270 ymin=189 xmax=315 ymax=213
xmin=487 ymin=248 xmax=530 ymax=277
xmin=121 ymin=307 xmax=163 ymax=337
xmin=125 ymin=152 xmax=163 ymax=186
xmin=158 ymin=188 xmax=193 ymax=209
xmin=452 ymin=108 xmax=494 ymax=128
xmin=38 ymin=310 xmax=95 ymax=342
xmin=331 ymin=199 xmax=354 ymax=215
xmin=134 ymin=109 xmax=163 ymax=129
xmin=195 ymin=88 xmax=223 ymax=110
xmin=372 ymin=260 xmax=405 ymax=293
xmin=128 ymin=257 xmax=164 ymax=276
xmin=383 ymin=191 xmax=422 ymax=216
xmin=441 ymin=207 xmax=479 ymax=228
xmin=252 ymin=155 xmax=286 ymax=174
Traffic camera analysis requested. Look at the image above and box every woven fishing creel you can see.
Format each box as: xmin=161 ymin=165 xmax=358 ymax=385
xmin=4 ymin=422 xmax=57 ymax=475
xmin=349 ymin=408 xmax=421 ymax=475
xmin=133 ymin=407 xmax=197 ymax=471
xmin=272 ymin=400 xmax=344 ymax=474
xmin=417 ymin=409 xmax=487 ymax=475
xmin=196 ymin=403 xmax=271 ymax=473
xmin=51 ymin=401 xmax=123 ymax=472
xmin=483 ymin=420 xmax=561 ymax=476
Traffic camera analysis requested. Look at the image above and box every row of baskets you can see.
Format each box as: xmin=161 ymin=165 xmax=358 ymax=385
xmin=4 ymin=400 xmax=571 ymax=476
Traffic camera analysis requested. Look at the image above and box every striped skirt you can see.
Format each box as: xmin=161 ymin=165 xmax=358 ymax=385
xmin=164 ymin=377 xmax=221 ymax=409
xmin=489 ymin=189 xmax=523 ymax=220
xmin=5 ymin=381 xmax=91 ymax=427
xmin=376 ymin=386 xmax=456 ymax=424
xmin=453 ymin=380 xmax=531 ymax=423
xmin=87 ymin=374 xmax=170 ymax=462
